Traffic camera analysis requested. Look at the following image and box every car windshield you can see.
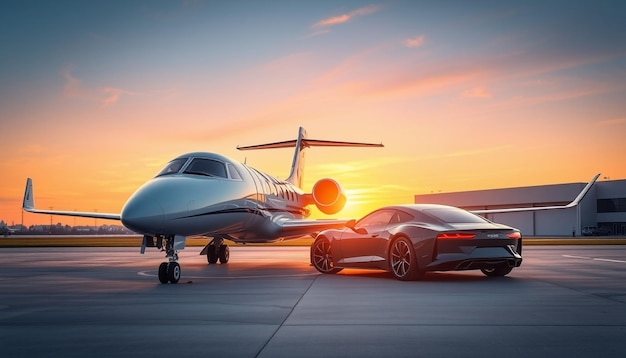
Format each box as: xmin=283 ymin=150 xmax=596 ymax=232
xmin=156 ymin=158 xmax=188 ymax=177
xmin=183 ymin=158 xmax=227 ymax=178
xmin=423 ymin=207 xmax=488 ymax=224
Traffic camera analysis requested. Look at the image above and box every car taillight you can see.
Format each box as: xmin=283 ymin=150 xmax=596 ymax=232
xmin=506 ymin=232 xmax=521 ymax=239
xmin=437 ymin=232 xmax=476 ymax=239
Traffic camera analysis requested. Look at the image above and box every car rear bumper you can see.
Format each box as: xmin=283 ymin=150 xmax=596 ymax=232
xmin=425 ymin=246 xmax=522 ymax=271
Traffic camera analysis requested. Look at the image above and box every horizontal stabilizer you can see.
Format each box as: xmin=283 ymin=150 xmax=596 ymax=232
xmin=237 ymin=139 xmax=383 ymax=150
xmin=237 ymin=127 xmax=383 ymax=188
xmin=22 ymin=178 xmax=121 ymax=220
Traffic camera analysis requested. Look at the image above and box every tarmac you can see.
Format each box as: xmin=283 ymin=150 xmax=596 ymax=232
xmin=1 ymin=245 xmax=625 ymax=357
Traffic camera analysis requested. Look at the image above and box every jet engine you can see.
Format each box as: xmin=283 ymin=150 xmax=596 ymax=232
xmin=311 ymin=178 xmax=346 ymax=215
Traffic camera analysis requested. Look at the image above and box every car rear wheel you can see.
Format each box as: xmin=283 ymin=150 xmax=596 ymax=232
xmin=311 ymin=238 xmax=343 ymax=274
xmin=389 ymin=237 xmax=422 ymax=281
xmin=481 ymin=265 xmax=513 ymax=277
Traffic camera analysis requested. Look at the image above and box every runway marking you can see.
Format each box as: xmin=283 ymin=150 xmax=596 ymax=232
xmin=593 ymin=258 xmax=626 ymax=263
xmin=562 ymin=255 xmax=626 ymax=263
xmin=563 ymin=255 xmax=590 ymax=260
xmin=137 ymin=271 xmax=320 ymax=279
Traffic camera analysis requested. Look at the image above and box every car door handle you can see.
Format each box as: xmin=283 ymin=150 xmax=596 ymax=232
xmin=371 ymin=234 xmax=379 ymax=238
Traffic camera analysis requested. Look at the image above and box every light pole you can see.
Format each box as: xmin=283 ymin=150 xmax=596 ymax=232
xmin=49 ymin=206 xmax=53 ymax=234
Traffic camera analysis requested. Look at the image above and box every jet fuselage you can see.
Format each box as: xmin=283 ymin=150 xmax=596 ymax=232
xmin=121 ymin=152 xmax=307 ymax=242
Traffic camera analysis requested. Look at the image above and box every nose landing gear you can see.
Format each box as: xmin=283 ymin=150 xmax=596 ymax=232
xmin=157 ymin=236 xmax=182 ymax=284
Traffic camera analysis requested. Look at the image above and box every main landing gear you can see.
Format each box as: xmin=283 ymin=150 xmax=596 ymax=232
xmin=158 ymin=236 xmax=181 ymax=284
xmin=203 ymin=237 xmax=230 ymax=265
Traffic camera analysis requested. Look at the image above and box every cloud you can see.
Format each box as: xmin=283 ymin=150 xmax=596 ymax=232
xmin=596 ymin=118 xmax=626 ymax=127
xmin=101 ymin=87 xmax=137 ymax=108
xmin=62 ymin=65 xmax=83 ymax=97
xmin=62 ymin=65 xmax=137 ymax=108
xmin=462 ymin=86 xmax=492 ymax=98
xmin=313 ymin=4 xmax=381 ymax=28
xmin=404 ymin=35 xmax=425 ymax=48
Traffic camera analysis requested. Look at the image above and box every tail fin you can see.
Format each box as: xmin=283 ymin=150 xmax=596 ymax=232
xmin=237 ymin=127 xmax=383 ymax=188
xmin=23 ymin=178 xmax=34 ymax=211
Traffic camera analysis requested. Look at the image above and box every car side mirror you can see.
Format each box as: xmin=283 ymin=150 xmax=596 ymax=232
xmin=346 ymin=219 xmax=367 ymax=235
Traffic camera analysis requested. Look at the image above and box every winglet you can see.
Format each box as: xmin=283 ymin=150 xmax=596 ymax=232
xmin=23 ymin=178 xmax=34 ymax=211
xmin=470 ymin=173 xmax=601 ymax=215
xmin=564 ymin=173 xmax=601 ymax=208
xmin=20 ymin=177 xmax=121 ymax=220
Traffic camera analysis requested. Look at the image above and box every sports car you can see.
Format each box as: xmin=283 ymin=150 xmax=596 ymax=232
xmin=310 ymin=204 xmax=522 ymax=280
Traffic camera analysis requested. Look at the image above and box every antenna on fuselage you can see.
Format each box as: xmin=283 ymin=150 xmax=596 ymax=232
xmin=237 ymin=127 xmax=383 ymax=188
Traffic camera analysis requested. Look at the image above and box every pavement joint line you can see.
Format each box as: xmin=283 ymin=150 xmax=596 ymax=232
xmin=255 ymin=273 xmax=318 ymax=358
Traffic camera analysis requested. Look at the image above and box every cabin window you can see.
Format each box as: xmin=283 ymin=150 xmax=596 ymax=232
xmin=156 ymin=158 xmax=188 ymax=177
xmin=184 ymin=158 xmax=227 ymax=178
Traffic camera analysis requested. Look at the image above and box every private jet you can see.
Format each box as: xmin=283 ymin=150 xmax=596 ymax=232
xmin=23 ymin=127 xmax=383 ymax=283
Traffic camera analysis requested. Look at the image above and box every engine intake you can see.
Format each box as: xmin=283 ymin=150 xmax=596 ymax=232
xmin=311 ymin=178 xmax=346 ymax=215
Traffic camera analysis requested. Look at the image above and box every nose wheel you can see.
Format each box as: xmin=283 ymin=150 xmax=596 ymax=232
xmin=158 ymin=262 xmax=181 ymax=284
xmin=158 ymin=236 xmax=181 ymax=284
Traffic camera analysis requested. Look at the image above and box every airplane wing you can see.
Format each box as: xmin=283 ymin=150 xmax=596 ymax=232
xmin=22 ymin=178 xmax=121 ymax=220
xmin=276 ymin=217 xmax=349 ymax=238
xmin=470 ymin=173 xmax=600 ymax=215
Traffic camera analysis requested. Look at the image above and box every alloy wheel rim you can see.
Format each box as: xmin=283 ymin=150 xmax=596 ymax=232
xmin=313 ymin=241 xmax=333 ymax=272
xmin=391 ymin=240 xmax=411 ymax=277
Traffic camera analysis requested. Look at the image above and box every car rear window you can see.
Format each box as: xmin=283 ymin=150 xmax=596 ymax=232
xmin=424 ymin=207 xmax=488 ymax=223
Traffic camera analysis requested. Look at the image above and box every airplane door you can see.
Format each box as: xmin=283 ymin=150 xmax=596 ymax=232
xmin=242 ymin=166 xmax=265 ymax=203
xmin=338 ymin=210 xmax=394 ymax=263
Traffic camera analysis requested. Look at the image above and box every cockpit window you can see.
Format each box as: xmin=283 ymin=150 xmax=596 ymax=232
xmin=183 ymin=158 xmax=227 ymax=178
xmin=227 ymin=163 xmax=242 ymax=180
xmin=156 ymin=158 xmax=188 ymax=177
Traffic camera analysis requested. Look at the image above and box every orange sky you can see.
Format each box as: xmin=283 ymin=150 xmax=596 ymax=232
xmin=1 ymin=1 xmax=625 ymax=227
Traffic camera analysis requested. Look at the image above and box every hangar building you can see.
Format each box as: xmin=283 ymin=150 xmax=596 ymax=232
xmin=414 ymin=178 xmax=626 ymax=237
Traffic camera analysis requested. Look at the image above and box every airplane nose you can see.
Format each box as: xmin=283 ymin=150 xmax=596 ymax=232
xmin=121 ymin=195 xmax=164 ymax=235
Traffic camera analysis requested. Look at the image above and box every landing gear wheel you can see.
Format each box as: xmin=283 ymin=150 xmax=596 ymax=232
xmin=481 ymin=266 xmax=513 ymax=277
xmin=311 ymin=238 xmax=343 ymax=274
xmin=207 ymin=245 xmax=218 ymax=264
xmin=218 ymin=245 xmax=229 ymax=264
xmin=158 ymin=262 xmax=169 ymax=284
xmin=167 ymin=262 xmax=181 ymax=283
xmin=389 ymin=237 xmax=422 ymax=281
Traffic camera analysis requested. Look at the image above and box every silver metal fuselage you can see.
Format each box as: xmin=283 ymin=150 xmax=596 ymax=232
xmin=120 ymin=152 xmax=306 ymax=243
